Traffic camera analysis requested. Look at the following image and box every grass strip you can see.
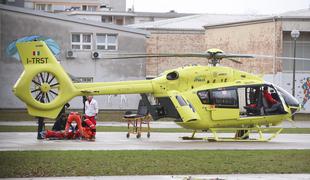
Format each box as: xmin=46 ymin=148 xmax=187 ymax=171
xmin=0 ymin=150 xmax=309 ymax=177
xmin=0 ymin=126 xmax=310 ymax=134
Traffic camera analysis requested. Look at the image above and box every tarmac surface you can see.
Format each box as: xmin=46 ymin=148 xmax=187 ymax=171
xmin=0 ymin=120 xmax=310 ymax=128
xmin=0 ymin=132 xmax=310 ymax=151
xmin=1 ymin=121 xmax=310 ymax=179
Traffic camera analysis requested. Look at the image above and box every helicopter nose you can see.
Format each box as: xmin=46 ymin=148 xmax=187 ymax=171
xmin=289 ymin=103 xmax=301 ymax=115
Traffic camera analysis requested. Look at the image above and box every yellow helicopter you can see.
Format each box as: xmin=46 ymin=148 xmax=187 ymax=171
xmin=12 ymin=39 xmax=300 ymax=142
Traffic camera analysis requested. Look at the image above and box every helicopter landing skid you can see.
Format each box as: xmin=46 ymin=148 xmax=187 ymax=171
xmin=205 ymin=127 xmax=283 ymax=142
xmin=181 ymin=130 xmax=204 ymax=140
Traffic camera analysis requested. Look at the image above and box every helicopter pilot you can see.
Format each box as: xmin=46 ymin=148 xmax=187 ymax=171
xmin=263 ymin=86 xmax=283 ymax=113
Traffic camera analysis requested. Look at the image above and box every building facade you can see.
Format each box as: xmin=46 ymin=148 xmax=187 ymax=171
xmin=1 ymin=0 xmax=193 ymax=25
xmin=61 ymin=11 xmax=194 ymax=25
xmin=0 ymin=4 xmax=149 ymax=110
xmin=204 ymin=9 xmax=310 ymax=113
xmin=130 ymin=14 xmax=263 ymax=77
xmin=23 ymin=0 xmax=126 ymax=12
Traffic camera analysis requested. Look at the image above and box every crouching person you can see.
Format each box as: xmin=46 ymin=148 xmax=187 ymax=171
xmin=41 ymin=112 xmax=96 ymax=141
xmin=81 ymin=118 xmax=96 ymax=140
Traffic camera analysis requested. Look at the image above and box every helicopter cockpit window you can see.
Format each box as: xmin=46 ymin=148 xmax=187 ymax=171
xmin=176 ymin=95 xmax=187 ymax=106
xmin=197 ymin=90 xmax=210 ymax=104
xmin=211 ymin=89 xmax=238 ymax=108
xmin=274 ymin=85 xmax=300 ymax=107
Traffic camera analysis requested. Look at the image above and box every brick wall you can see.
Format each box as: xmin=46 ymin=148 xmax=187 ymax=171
xmin=205 ymin=20 xmax=283 ymax=75
xmin=146 ymin=30 xmax=206 ymax=76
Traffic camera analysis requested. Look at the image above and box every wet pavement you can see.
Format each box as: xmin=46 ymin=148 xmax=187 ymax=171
xmin=0 ymin=120 xmax=309 ymax=128
xmin=0 ymin=132 xmax=309 ymax=151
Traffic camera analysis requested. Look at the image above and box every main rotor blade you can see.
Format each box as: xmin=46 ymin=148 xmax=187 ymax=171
xmin=103 ymin=52 xmax=255 ymax=60
xmin=219 ymin=53 xmax=254 ymax=59
xmin=226 ymin=58 xmax=243 ymax=64
xmin=250 ymin=54 xmax=310 ymax=61
xmin=103 ymin=53 xmax=210 ymax=59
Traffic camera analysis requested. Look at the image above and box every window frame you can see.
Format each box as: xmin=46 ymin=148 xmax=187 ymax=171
xmin=81 ymin=5 xmax=97 ymax=11
xmin=35 ymin=3 xmax=52 ymax=11
xmin=197 ymin=90 xmax=210 ymax=104
xmin=176 ymin=95 xmax=187 ymax=106
xmin=210 ymin=88 xmax=239 ymax=108
xmin=71 ymin=33 xmax=92 ymax=50
xmin=96 ymin=34 xmax=118 ymax=51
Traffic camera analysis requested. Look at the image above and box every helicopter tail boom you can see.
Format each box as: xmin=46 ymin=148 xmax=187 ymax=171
xmin=75 ymin=80 xmax=153 ymax=95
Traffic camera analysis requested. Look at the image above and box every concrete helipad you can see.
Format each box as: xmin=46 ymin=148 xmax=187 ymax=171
xmin=0 ymin=120 xmax=310 ymax=128
xmin=0 ymin=132 xmax=310 ymax=151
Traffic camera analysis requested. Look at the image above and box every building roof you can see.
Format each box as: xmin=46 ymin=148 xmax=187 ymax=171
xmin=61 ymin=10 xmax=194 ymax=18
xmin=62 ymin=10 xmax=136 ymax=17
xmin=279 ymin=8 xmax=310 ymax=17
xmin=204 ymin=9 xmax=310 ymax=29
xmin=0 ymin=4 xmax=150 ymax=36
xmin=128 ymin=13 xmax=266 ymax=31
xmin=134 ymin=11 xmax=195 ymax=18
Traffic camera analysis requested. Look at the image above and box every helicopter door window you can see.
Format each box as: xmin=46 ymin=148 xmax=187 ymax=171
xmin=237 ymin=87 xmax=247 ymax=115
xmin=176 ymin=95 xmax=187 ymax=106
xmin=210 ymin=89 xmax=238 ymax=108
xmin=197 ymin=90 xmax=210 ymax=104
xmin=243 ymin=87 xmax=262 ymax=116
xmin=262 ymin=86 xmax=286 ymax=115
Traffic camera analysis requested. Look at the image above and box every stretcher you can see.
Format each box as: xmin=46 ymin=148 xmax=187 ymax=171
xmin=123 ymin=113 xmax=152 ymax=138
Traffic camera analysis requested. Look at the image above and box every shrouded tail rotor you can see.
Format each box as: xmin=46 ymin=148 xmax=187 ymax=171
xmin=30 ymin=72 xmax=59 ymax=104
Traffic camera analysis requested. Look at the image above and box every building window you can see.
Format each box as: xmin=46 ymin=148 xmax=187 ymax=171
xmin=82 ymin=5 xmax=97 ymax=11
xmin=283 ymin=41 xmax=310 ymax=72
xmin=71 ymin=33 xmax=92 ymax=50
xmin=282 ymin=31 xmax=310 ymax=72
xmin=102 ymin=16 xmax=113 ymax=23
xmin=96 ymin=34 xmax=117 ymax=50
xmin=35 ymin=4 xmax=52 ymax=11
xmin=88 ymin=6 xmax=97 ymax=11
xmin=115 ymin=17 xmax=124 ymax=25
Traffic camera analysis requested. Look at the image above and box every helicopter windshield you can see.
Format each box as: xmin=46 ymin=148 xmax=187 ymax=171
xmin=274 ymin=85 xmax=300 ymax=107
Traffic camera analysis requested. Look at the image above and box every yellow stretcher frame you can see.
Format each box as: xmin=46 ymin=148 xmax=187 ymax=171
xmin=123 ymin=114 xmax=152 ymax=138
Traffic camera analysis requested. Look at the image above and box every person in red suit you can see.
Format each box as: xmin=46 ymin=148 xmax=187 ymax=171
xmin=263 ymin=86 xmax=282 ymax=113
xmin=42 ymin=112 xmax=96 ymax=140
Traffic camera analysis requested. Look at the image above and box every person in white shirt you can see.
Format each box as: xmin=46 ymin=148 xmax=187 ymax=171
xmin=85 ymin=96 xmax=99 ymax=125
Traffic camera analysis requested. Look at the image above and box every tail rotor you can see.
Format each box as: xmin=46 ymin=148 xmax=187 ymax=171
xmin=30 ymin=72 xmax=60 ymax=104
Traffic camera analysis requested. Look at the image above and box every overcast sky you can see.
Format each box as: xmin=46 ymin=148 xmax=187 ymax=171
xmin=126 ymin=0 xmax=310 ymax=15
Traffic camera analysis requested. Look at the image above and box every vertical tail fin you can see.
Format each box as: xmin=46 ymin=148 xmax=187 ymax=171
xmin=13 ymin=41 xmax=77 ymax=118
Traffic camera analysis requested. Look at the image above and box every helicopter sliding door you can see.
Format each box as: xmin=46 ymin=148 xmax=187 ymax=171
xmin=240 ymin=84 xmax=288 ymax=117
xmin=167 ymin=91 xmax=201 ymax=122
xmin=209 ymin=88 xmax=239 ymax=120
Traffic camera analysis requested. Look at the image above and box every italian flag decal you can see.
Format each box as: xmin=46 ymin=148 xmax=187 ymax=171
xmin=33 ymin=51 xmax=40 ymax=56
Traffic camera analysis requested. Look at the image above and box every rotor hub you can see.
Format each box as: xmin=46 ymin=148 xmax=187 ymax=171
xmin=40 ymin=83 xmax=51 ymax=93
xmin=31 ymin=72 xmax=59 ymax=104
